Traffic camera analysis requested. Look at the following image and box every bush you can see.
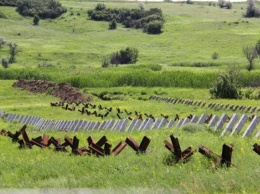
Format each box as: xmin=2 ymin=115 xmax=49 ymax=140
xmin=210 ymin=65 xmax=242 ymax=99
xmin=218 ymin=0 xmax=226 ymax=8
xmin=119 ymin=47 xmax=139 ymax=64
xmin=103 ymin=47 xmax=139 ymax=67
xmin=95 ymin=3 xmax=106 ymax=11
xmin=102 ymin=59 xmax=110 ymax=68
xmin=244 ymin=0 xmax=260 ymax=18
xmin=109 ymin=20 xmax=117 ymax=30
xmin=0 ymin=0 xmax=18 ymax=6
xmin=16 ymin=0 xmax=67 ymax=19
xmin=226 ymin=1 xmax=232 ymax=9
xmin=212 ymin=52 xmax=219 ymax=60
xmin=186 ymin=0 xmax=194 ymax=4
xmin=1 ymin=58 xmax=9 ymax=68
xmin=88 ymin=5 xmax=164 ymax=34
xmin=144 ymin=20 xmax=163 ymax=34
xmin=110 ymin=52 xmax=121 ymax=66
xmin=218 ymin=0 xmax=232 ymax=9
xmin=33 ymin=15 xmax=40 ymax=25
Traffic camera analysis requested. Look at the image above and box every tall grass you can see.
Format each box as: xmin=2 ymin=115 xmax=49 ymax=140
xmin=2 ymin=68 xmax=260 ymax=88
xmin=0 ymin=68 xmax=51 ymax=80
xmin=0 ymin=124 xmax=259 ymax=192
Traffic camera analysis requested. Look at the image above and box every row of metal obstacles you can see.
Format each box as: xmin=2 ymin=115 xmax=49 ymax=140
xmin=1 ymin=110 xmax=260 ymax=138
xmin=176 ymin=113 xmax=260 ymax=138
xmin=2 ymin=126 xmax=260 ymax=167
xmin=150 ymin=95 xmax=259 ymax=114
xmin=0 ymin=125 xmax=151 ymax=156
xmin=1 ymin=110 xmax=173 ymax=132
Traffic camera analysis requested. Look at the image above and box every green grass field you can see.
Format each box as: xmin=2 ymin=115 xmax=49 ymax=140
xmin=0 ymin=120 xmax=259 ymax=193
xmin=0 ymin=1 xmax=259 ymax=70
xmin=0 ymin=0 xmax=260 ymax=193
xmin=0 ymin=80 xmax=260 ymax=192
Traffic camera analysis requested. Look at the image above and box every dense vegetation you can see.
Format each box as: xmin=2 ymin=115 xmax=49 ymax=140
xmin=244 ymin=0 xmax=260 ymax=18
xmin=105 ymin=47 xmax=139 ymax=67
xmin=87 ymin=3 xmax=164 ymax=34
xmin=16 ymin=0 xmax=67 ymax=19
xmin=0 ymin=0 xmax=18 ymax=7
xmin=210 ymin=65 xmax=242 ymax=99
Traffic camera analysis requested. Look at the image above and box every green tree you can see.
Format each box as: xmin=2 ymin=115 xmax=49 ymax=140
xmin=243 ymin=45 xmax=258 ymax=71
xmin=1 ymin=57 xmax=9 ymax=68
xmin=119 ymin=47 xmax=139 ymax=64
xmin=244 ymin=0 xmax=260 ymax=18
xmin=16 ymin=0 xmax=67 ymax=19
xmin=8 ymin=42 xmax=17 ymax=63
xmin=33 ymin=14 xmax=40 ymax=25
xmin=144 ymin=21 xmax=163 ymax=34
xmin=210 ymin=65 xmax=242 ymax=99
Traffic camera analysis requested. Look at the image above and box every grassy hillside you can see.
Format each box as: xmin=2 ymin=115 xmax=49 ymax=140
xmin=0 ymin=1 xmax=259 ymax=71
xmin=0 ymin=79 xmax=259 ymax=192
xmin=0 ymin=1 xmax=260 ymax=192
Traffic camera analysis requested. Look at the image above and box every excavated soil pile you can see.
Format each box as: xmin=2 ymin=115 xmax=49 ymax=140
xmin=12 ymin=80 xmax=91 ymax=103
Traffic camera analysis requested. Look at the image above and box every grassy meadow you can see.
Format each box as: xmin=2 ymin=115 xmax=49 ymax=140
xmin=0 ymin=0 xmax=260 ymax=193
xmin=0 ymin=1 xmax=259 ymax=72
xmin=0 ymin=80 xmax=260 ymax=192
xmin=0 ymin=125 xmax=260 ymax=193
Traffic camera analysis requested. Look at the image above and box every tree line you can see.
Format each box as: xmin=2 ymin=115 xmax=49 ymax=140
xmin=0 ymin=0 xmax=18 ymax=7
xmin=88 ymin=3 xmax=164 ymax=34
xmin=0 ymin=0 xmax=66 ymax=19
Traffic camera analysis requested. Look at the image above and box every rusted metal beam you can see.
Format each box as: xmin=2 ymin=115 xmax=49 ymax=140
xmin=182 ymin=147 xmax=194 ymax=160
xmin=7 ymin=125 xmax=27 ymax=142
xmin=0 ymin=129 xmax=7 ymax=136
xmin=253 ymin=143 xmax=260 ymax=155
xmin=42 ymin=134 xmax=51 ymax=146
xmin=112 ymin=141 xmax=127 ymax=156
xmin=139 ymin=136 xmax=151 ymax=153
xmin=31 ymin=136 xmax=45 ymax=148
xmin=65 ymin=135 xmax=89 ymax=155
xmin=221 ymin=144 xmax=233 ymax=167
xmin=199 ymin=144 xmax=234 ymax=168
xmin=163 ymin=140 xmax=174 ymax=153
xmin=125 ymin=137 xmax=139 ymax=152
xmin=104 ymin=143 xmax=112 ymax=155
xmin=89 ymin=143 xmax=104 ymax=156
xmin=96 ymin=136 xmax=107 ymax=147
xmin=170 ymin=135 xmax=182 ymax=159
xmin=125 ymin=136 xmax=150 ymax=153
xmin=49 ymin=137 xmax=67 ymax=152
xmin=164 ymin=135 xmax=193 ymax=163
xmin=19 ymin=125 xmax=33 ymax=148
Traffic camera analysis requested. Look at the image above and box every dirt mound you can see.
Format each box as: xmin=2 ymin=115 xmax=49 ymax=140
xmin=12 ymin=80 xmax=91 ymax=103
